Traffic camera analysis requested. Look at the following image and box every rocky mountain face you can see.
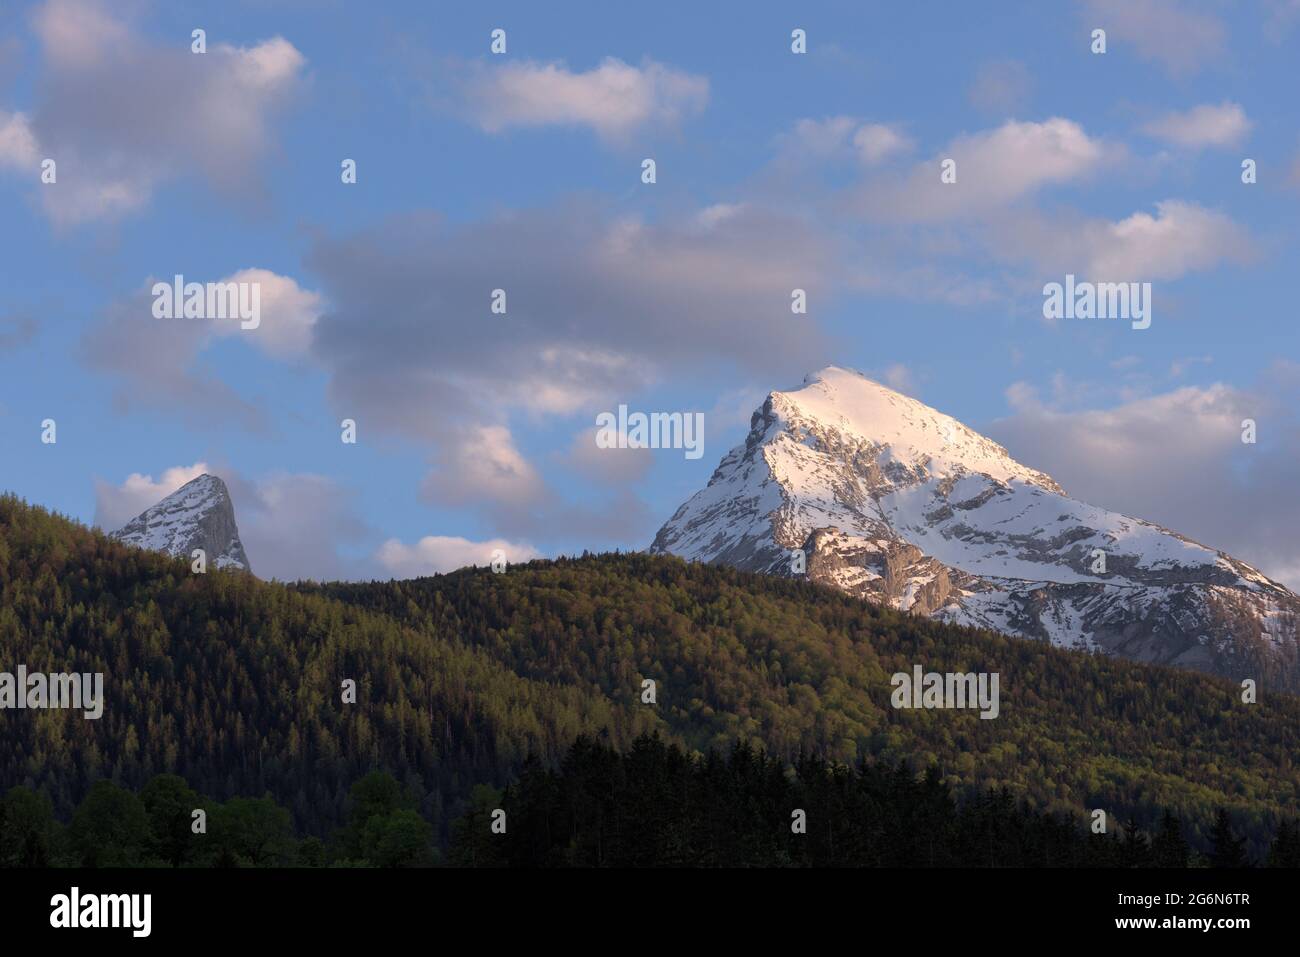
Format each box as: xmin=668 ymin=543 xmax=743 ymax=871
xmin=111 ymin=474 xmax=252 ymax=573
xmin=650 ymin=367 xmax=1300 ymax=690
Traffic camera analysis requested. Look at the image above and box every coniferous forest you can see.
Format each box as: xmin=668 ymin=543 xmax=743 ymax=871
xmin=6 ymin=734 xmax=1300 ymax=868
xmin=3 ymin=494 xmax=1300 ymax=866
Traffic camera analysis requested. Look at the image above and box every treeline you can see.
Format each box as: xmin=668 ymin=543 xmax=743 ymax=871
xmin=9 ymin=736 xmax=1296 ymax=868
xmin=0 ymin=770 xmax=435 ymax=868
xmin=4 ymin=495 xmax=1300 ymax=858
xmin=452 ymin=734 xmax=1300 ymax=868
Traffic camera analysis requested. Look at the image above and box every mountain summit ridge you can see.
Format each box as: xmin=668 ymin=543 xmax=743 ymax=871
xmin=111 ymin=473 xmax=252 ymax=573
xmin=776 ymin=366 xmax=1063 ymax=492
xmin=650 ymin=366 xmax=1300 ymax=688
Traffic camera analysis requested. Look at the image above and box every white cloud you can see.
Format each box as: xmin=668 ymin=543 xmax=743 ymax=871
xmin=421 ymin=425 xmax=547 ymax=509
xmin=695 ymin=202 xmax=745 ymax=229
xmin=990 ymin=200 xmax=1251 ymax=283
xmin=0 ymin=110 xmax=39 ymax=169
xmin=782 ymin=117 xmax=912 ymax=166
xmin=1082 ymin=0 xmax=1225 ymax=76
xmin=1142 ymin=102 xmax=1251 ymax=149
xmin=853 ymin=124 xmax=912 ymax=164
xmin=788 ymin=116 xmax=859 ymax=156
xmin=1084 ymin=200 xmax=1250 ymax=280
xmin=211 ymin=268 xmax=324 ymax=359
xmin=513 ymin=346 xmax=650 ymax=416
xmin=375 ymin=536 xmax=541 ymax=578
xmin=229 ymin=36 xmax=305 ymax=91
xmin=859 ymin=118 xmax=1108 ymax=222
xmin=457 ymin=56 xmax=707 ymax=142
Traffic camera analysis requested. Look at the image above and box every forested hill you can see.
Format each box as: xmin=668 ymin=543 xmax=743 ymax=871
xmin=2 ymin=493 xmax=1299 ymax=855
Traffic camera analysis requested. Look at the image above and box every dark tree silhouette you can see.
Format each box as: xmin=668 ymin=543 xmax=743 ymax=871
xmin=1151 ymin=810 xmax=1190 ymax=868
xmin=1209 ymin=807 xmax=1248 ymax=868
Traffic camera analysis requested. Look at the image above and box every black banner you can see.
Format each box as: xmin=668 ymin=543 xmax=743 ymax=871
xmin=0 ymin=867 xmax=1277 ymax=943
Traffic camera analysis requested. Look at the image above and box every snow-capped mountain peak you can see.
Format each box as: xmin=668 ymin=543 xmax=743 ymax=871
xmin=650 ymin=367 xmax=1300 ymax=689
xmin=111 ymin=473 xmax=252 ymax=573
xmin=770 ymin=367 xmax=1062 ymax=492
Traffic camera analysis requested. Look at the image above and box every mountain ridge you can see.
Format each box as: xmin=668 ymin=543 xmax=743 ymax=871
xmin=650 ymin=366 xmax=1300 ymax=689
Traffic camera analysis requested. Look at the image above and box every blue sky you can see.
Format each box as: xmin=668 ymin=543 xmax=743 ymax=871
xmin=1 ymin=0 xmax=1298 ymax=584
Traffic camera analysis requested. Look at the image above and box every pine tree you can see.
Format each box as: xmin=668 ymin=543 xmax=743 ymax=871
xmin=1209 ymin=808 xmax=1247 ymax=868
xmin=1151 ymin=810 xmax=1189 ymax=867
xmin=1121 ymin=817 xmax=1150 ymax=867
xmin=1266 ymin=819 xmax=1300 ymax=867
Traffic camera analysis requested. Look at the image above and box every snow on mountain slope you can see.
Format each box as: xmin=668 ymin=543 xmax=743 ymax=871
xmin=650 ymin=367 xmax=1300 ymax=689
xmin=111 ymin=473 xmax=252 ymax=573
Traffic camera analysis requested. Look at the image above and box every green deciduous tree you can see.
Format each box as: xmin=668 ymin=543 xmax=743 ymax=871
xmin=0 ymin=786 xmax=63 ymax=867
xmin=141 ymin=774 xmax=202 ymax=867
xmin=69 ymin=780 xmax=151 ymax=867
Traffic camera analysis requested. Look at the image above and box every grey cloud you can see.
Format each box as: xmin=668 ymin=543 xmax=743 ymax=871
xmin=226 ymin=471 xmax=377 ymax=582
xmin=486 ymin=489 xmax=658 ymax=550
xmin=307 ymin=202 xmax=834 ymax=422
xmin=79 ymin=288 xmax=270 ymax=432
xmin=8 ymin=0 xmax=305 ymax=223
xmin=561 ymin=428 xmax=655 ymax=486
xmin=967 ymin=60 xmax=1033 ymax=115
xmin=304 ymin=198 xmax=836 ymax=474
xmin=987 ymin=369 xmax=1300 ymax=589
xmin=0 ymin=311 xmax=38 ymax=352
